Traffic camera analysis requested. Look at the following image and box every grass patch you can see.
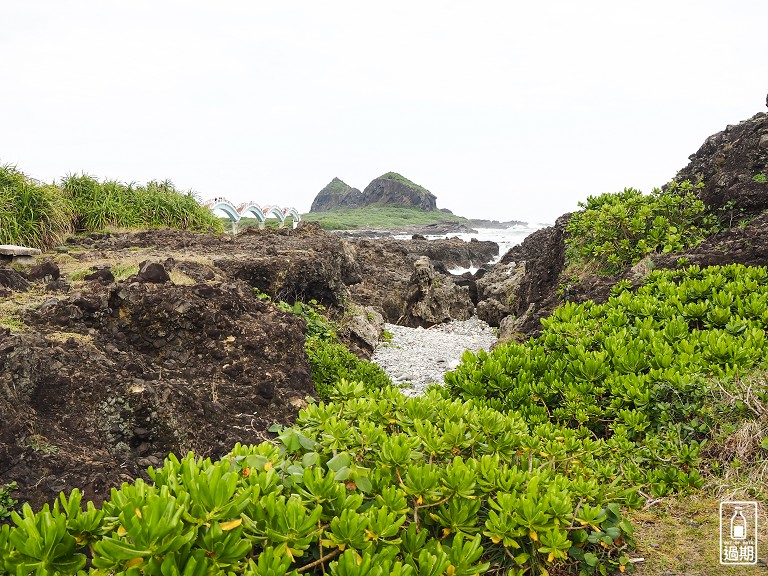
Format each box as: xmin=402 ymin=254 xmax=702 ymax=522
xmin=0 ymin=164 xmax=73 ymax=249
xmin=62 ymin=175 xmax=223 ymax=234
xmin=301 ymin=206 xmax=469 ymax=230
xmin=376 ymin=171 xmax=431 ymax=196
xmin=0 ymin=163 xmax=226 ymax=251
xmin=169 ymin=270 xmax=196 ymax=286
xmin=111 ymin=263 xmax=139 ymax=280
xmin=629 ymin=494 xmax=767 ymax=574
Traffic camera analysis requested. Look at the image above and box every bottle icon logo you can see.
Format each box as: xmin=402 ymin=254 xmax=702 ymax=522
xmin=731 ymin=506 xmax=747 ymax=540
xmin=720 ymin=501 xmax=758 ymax=565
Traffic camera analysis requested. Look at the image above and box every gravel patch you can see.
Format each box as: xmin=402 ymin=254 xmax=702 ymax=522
xmin=371 ymin=317 xmax=497 ymax=396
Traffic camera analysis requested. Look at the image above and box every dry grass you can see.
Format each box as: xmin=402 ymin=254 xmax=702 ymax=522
xmin=169 ymin=270 xmax=196 ymax=285
xmin=0 ymin=286 xmax=51 ymax=332
xmin=698 ymin=373 xmax=768 ymax=500
xmin=629 ymin=494 xmax=767 ymax=575
xmin=43 ymin=331 xmax=94 ymax=346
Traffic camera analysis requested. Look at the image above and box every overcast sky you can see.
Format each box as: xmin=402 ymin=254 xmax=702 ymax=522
xmin=1 ymin=1 xmax=766 ymax=224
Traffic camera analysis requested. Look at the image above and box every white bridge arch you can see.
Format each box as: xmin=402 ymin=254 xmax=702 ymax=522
xmin=203 ymin=198 xmax=301 ymax=229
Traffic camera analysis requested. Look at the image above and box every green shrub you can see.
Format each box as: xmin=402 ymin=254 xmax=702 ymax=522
xmin=0 ymin=382 xmax=637 ymax=575
xmin=566 ymin=181 xmax=717 ymax=275
xmin=446 ymin=263 xmax=768 ymax=496
xmin=62 ymin=174 xmax=224 ymax=233
xmin=275 ymin=299 xmax=392 ymax=398
xmin=0 ymin=164 xmax=73 ymax=249
xmin=0 ymin=482 xmax=17 ymax=521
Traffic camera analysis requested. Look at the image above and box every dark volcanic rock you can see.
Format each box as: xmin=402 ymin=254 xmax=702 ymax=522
xmin=400 ymin=256 xmax=473 ymax=327
xmin=0 ymin=280 xmax=312 ymax=509
xmin=481 ymin=214 xmax=570 ymax=335
xmin=348 ymin=236 xmax=498 ymax=322
xmin=361 ymin=172 xmax=438 ymax=211
xmin=0 ymin=268 xmax=30 ymax=291
xmin=674 ymin=112 xmax=768 ymax=218
xmin=25 ymin=260 xmax=60 ymax=282
xmin=476 ymin=262 xmax=527 ymax=326
xmin=310 ymin=177 xmax=363 ymax=212
xmin=650 ymin=211 xmax=768 ymax=269
xmin=84 ymin=268 xmax=115 ymax=283
xmin=218 ymin=237 xmax=360 ymax=307
xmin=138 ymin=261 xmax=170 ymax=283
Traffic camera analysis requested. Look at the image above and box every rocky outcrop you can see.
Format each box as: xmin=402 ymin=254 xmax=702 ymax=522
xmin=674 ymin=112 xmax=768 ymax=218
xmin=361 ymin=172 xmax=437 ymax=211
xmin=341 ymin=306 xmax=385 ymax=358
xmin=475 ymin=262 xmax=526 ymax=327
xmin=650 ymin=211 xmax=768 ymax=270
xmin=400 ymin=257 xmax=473 ymax=327
xmin=474 ymin=215 xmax=569 ymax=336
xmin=309 ymin=178 xmax=363 ymax=212
xmin=0 ymin=280 xmax=312 ymax=509
xmin=348 ymin=236 xmax=498 ymax=323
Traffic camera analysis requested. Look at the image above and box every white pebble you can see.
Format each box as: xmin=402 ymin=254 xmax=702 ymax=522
xmin=371 ymin=317 xmax=496 ymax=396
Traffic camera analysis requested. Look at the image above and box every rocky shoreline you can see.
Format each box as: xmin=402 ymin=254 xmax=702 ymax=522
xmin=2 ymin=109 xmax=767 ymax=512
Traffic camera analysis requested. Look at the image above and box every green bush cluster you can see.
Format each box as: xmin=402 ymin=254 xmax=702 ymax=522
xmin=0 ymin=164 xmax=223 ymax=250
xmin=62 ymin=174 xmax=223 ymax=234
xmin=565 ymin=181 xmax=717 ymax=275
xmin=447 ymin=263 xmax=768 ymax=496
xmin=0 ymin=165 xmax=73 ymax=248
xmin=274 ymin=299 xmax=392 ymax=398
xmin=0 ymin=483 xmax=18 ymax=521
xmin=0 ymin=381 xmax=636 ymax=575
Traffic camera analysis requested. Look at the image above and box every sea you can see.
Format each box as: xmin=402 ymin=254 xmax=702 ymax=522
xmin=393 ymin=223 xmax=548 ymax=274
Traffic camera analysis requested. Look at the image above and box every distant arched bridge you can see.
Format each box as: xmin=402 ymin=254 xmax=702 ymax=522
xmin=203 ymin=197 xmax=301 ymax=229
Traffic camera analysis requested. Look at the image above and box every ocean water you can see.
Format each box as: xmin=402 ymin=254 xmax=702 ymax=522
xmin=394 ymin=223 xmax=547 ymax=274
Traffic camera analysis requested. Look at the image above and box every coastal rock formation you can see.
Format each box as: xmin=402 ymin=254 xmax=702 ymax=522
xmin=475 ymin=262 xmax=526 ymax=327
xmin=309 ymin=178 xmax=363 ymax=212
xmin=0 ymin=224 xmax=501 ymax=506
xmin=361 ymin=172 xmax=438 ymax=211
xmin=478 ymin=215 xmax=569 ymax=337
xmin=400 ymin=256 xmax=473 ymax=327
xmin=0 ymin=280 xmax=312 ymax=509
xmin=348 ymin=236 xmax=498 ymax=322
xmin=675 ymin=112 xmax=768 ymax=218
xmin=342 ymin=306 xmax=385 ymax=358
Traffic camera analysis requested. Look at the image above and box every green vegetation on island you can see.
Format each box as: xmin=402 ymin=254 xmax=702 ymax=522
xmin=376 ymin=172 xmax=432 ymax=196
xmin=301 ymin=206 xmax=469 ymax=230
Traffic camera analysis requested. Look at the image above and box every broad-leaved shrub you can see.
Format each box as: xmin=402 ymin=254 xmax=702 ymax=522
xmin=566 ymin=181 xmax=716 ymax=275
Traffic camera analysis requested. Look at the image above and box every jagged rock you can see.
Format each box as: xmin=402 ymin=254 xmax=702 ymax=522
xmin=219 ymin=240 xmax=360 ymax=307
xmin=361 ymin=173 xmax=438 ymax=211
xmin=310 ymin=177 xmax=363 ymax=212
xmin=25 ymin=260 xmax=60 ymax=282
xmin=138 ymin=261 xmax=170 ymax=283
xmin=472 ymin=215 xmax=569 ymax=335
xmin=400 ymin=256 xmax=473 ymax=327
xmin=475 ymin=262 xmax=527 ymax=326
xmin=649 ymin=211 xmax=768 ymax=269
xmin=1 ymin=280 xmax=312 ymax=509
xmin=0 ymin=268 xmax=30 ymax=291
xmin=674 ymin=112 xmax=768 ymax=217
xmin=342 ymin=306 xmax=384 ymax=358
xmin=84 ymin=268 xmax=115 ymax=283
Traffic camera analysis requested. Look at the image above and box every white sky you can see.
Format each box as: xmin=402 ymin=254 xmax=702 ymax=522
xmin=1 ymin=1 xmax=766 ymax=224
